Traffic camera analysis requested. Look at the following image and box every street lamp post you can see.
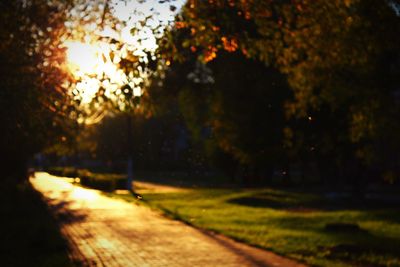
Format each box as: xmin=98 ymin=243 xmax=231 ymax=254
xmin=126 ymin=113 xmax=134 ymax=192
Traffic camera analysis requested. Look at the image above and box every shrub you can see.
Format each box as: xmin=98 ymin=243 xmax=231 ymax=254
xmin=46 ymin=167 xmax=127 ymax=192
xmin=46 ymin=167 xmax=78 ymax=178
xmin=79 ymin=173 xmax=127 ymax=192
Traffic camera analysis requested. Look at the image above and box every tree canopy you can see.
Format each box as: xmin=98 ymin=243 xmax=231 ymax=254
xmin=156 ymin=0 xmax=400 ymax=184
xmin=2 ymin=0 xmax=400 ymax=187
xmin=0 ymin=0 xmax=185 ymax=184
xmin=0 ymin=1 xmax=77 ymax=181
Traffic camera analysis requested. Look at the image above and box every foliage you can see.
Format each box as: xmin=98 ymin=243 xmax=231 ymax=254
xmin=46 ymin=166 xmax=82 ymax=178
xmin=157 ymin=0 xmax=400 ymax=184
xmin=0 ymin=1 xmax=78 ymax=182
xmin=61 ymin=0 xmax=183 ymax=123
xmin=79 ymin=172 xmax=127 ymax=192
xmin=156 ymin=50 xmax=292 ymax=182
xmin=0 ymin=0 xmax=180 ymax=180
xmin=46 ymin=166 xmax=127 ymax=191
xmin=72 ymin=110 xmax=199 ymax=172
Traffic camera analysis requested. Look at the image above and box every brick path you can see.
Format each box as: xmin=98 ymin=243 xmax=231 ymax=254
xmin=31 ymin=172 xmax=306 ymax=267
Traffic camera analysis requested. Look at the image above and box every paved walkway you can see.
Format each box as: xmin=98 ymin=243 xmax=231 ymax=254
xmin=31 ymin=172 xmax=306 ymax=267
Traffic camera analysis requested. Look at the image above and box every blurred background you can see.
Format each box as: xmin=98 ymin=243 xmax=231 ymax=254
xmin=1 ymin=0 xmax=400 ymax=266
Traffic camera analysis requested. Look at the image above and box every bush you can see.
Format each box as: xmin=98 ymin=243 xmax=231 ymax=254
xmin=46 ymin=166 xmax=127 ymax=192
xmin=79 ymin=173 xmax=127 ymax=192
xmin=46 ymin=166 xmax=78 ymax=178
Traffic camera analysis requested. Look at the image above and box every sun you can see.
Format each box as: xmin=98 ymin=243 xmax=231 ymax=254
xmin=64 ymin=40 xmax=105 ymax=105
xmin=65 ymin=41 xmax=100 ymax=77
xmin=60 ymin=0 xmax=185 ymax=117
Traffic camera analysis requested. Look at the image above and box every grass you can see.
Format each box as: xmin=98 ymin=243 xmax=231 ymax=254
xmin=0 ymin=180 xmax=71 ymax=267
xmin=113 ymin=186 xmax=400 ymax=267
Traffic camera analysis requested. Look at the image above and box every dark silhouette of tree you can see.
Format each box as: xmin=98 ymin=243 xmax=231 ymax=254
xmin=155 ymin=41 xmax=292 ymax=184
xmin=0 ymin=1 xmax=76 ymax=183
xmin=157 ymin=0 xmax=400 ymax=188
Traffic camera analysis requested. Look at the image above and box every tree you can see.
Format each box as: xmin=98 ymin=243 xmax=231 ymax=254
xmin=0 ymin=0 xmax=183 ymax=185
xmin=156 ymin=33 xmax=292 ymax=183
xmin=158 ymin=0 xmax=400 ymax=187
xmin=0 ymin=1 xmax=76 ymax=183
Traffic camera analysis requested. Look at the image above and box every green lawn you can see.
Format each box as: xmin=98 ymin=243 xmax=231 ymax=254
xmin=0 ymin=180 xmax=71 ymax=267
xmin=123 ymin=187 xmax=400 ymax=267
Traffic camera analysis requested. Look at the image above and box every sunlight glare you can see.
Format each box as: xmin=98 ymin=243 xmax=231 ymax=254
xmin=66 ymin=41 xmax=99 ymax=76
xmin=75 ymin=77 xmax=101 ymax=103
xmin=62 ymin=0 xmax=185 ymax=117
xmin=65 ymin=39 xmax=130 ymax=104
xmin=71 ymin=187 xmax=99 ymax=201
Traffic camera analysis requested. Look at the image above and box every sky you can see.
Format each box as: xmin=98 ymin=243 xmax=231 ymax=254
xmin=109 ymin=0 xmax=185 ymax=51
xmin=64 ymin=0 xmax=185 ymax=122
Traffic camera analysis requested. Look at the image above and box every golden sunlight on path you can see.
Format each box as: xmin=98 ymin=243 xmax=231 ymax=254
xmin=31 ymin=172 xmax=306 ymax=267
